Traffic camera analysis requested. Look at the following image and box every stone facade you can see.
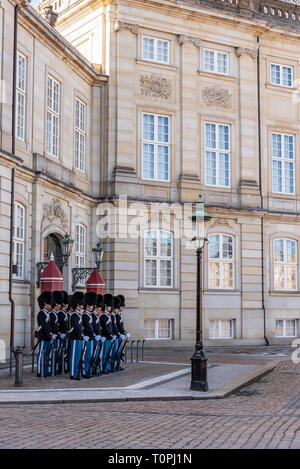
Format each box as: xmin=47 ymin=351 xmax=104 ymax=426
xmin=1 ymin=0 xmax=300 ymax=353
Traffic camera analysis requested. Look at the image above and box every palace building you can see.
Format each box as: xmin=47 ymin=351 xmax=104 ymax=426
xmin=1 ymin=0 xmax=300 ymax=354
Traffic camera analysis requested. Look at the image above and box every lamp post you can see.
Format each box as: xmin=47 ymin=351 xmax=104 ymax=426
xmin=71 ymin=240 xmax=104 ymax=291
xmin=190 ymin=194 xmax=212 ymax=392
xmin=92 ymin=241 xmax=104 ymax=269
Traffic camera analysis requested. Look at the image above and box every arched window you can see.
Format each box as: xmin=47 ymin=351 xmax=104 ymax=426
xmin=274 ymin=238 xmax=297 ymax=290
xmin=208 ymin=234 xmax=234 ymax=289
xmin=75 ymin=224 xmax=86 ymax=285
xmin=144 ymin=230 xmax=173 ymax=288
xmin=13 ymin=202 xmax=25 ymax=279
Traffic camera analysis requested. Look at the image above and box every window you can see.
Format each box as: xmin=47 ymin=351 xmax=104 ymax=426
xmin=144 ymin=319 xmax=173 ymax=339
xmin=270 ymin=63 xmax=293 ymax=88
xmin=144 ymin=230 xmax=173 ymax=288
xmin=272 ymin=133 xmax=295 ymax=194
xmin=13 ymin=203 xmax=25 ymax=279
xmin=46 ymin=75 xmax=60 ymax=157
xmin=275 ymin=319 xmax=297 ymax=337
xmin=142 ymin=113 xmax=170 ymax=181
xmin=274 ymin=239 xmax=297 ymax=290
xmin=203 ymin=49 xmax=229 ymax=75
xmin=16 ymin=52 xmax=26 ymax=141
xmin=205 ymin=123 xmax=230 ymax=187
xmin=208 ymin=234 xmax=234 ymax=289
xmin=209 ymin=319 xmax=234 ymax=339
xmin=75 ymin=98 xmax=86 ymax=172
xmin=142 ymin=36 xmax=170 ymax=64
xmin=75 ymin=224 xmax=86 ymax=286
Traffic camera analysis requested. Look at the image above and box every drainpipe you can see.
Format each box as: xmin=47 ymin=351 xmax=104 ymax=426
xmin=9 ymin=168 xmax=15 ymax=375
xmin=257 ymin=37 xmax=269 ymax=346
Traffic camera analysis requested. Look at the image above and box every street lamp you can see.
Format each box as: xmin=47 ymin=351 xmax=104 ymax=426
xmin=92 ymin=241 xmax=104 ymax=269
xmin=190 ymin=194 xmax=212 ymax=392
xmin=61 ymin=233 xmax=74 ymax=266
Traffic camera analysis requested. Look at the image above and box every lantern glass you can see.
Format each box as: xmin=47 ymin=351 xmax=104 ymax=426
xmin=61 ymin=233 xmax=74 ymax=258
xmin=92 ymin=241 xmax=104 ymax=267
xmin=190 ymin=194 xmax=212 ymax=250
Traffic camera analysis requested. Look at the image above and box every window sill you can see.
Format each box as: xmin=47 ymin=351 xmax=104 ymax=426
xmin=204 ymin=290 xmax=241 ymax=295
xmin=139 ymin=289 xmax=179 ymax=294
xmin=12 ymin=279 xmax=31 ymax=285
xmin=265 ymin=83 xmax=295 ymax=94
xmin=197 ymin=70 xmax=236 ymax=83
xmin=269 ymin=291 xmax=300 ymax=296
xmin=136 ymin=59 xmax=177 ymax=71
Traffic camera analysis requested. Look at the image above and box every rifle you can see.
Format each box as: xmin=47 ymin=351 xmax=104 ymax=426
xmin=86 ymin=340 xmax=100 ymax=378
xmin=115 ymin=337 xmax=128 ymax=371
xmin=44 ymin=339 xmax=55 ymax=376
xmin=31 ymin=341 xmax=39 ymax=373
xmin=76 ymin=341 xmax=87 ymax=380
xmin=93 ymin=341 xmax=104 ymax=376
xmin=111 ymin=337 xmax=123 ymax=372
xmin=55 ymin=338 xmax=65 ymax=372
xmin=103 ymin=338 xmax=114 ymax=373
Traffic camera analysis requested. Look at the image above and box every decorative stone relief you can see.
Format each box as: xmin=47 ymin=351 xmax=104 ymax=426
xmin=177 ymin=34 xmax=201 ymax=47
xmin=114 ymin=20 xmax=139 ymax=34
xmin=236 ymin=47 xmax=258 ymax=59
xmin=42 ymin=6 xmax=58 ymax=27
xmin=210 ymin=218 xmax=235 ymax=230
xmin=202 ymin=85 xmax=232 ymax=110
xmin=42 ymin=198 xmax=67 ymax=229
xmin=140 ymin=74 xmax=172 ymax=100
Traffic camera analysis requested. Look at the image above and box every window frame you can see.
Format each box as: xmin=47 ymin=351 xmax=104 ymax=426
xmin=144 ymin=229 xmax=173 ymax=289
xmin=142 ymin=35 xmax=170 ymax=65
xmin=204 ymin=122 xmax=231 ymax=188
xmin=203 ymin=48 xmax=229 ymax=76
xmin=75 ymin=224 xmax=86 ymax=286
xmin=208 ymin=234 xmax=234 ymax=290
xmin=13 ymin=202 xmax=25 ymax=280
xmin=209 ymin=319 xmax=234 ymax=339
xmin=273 ymin=238 xmax=297 ymax=291
xmin=271 ymin=132 xmax=295 ymax=195
xmin=142 ymin=112 xmax=170 ymax=182
xmin=270 ymin=62 xmax=293 ymax=88
xmin=16 ymin=51 xmax=26 ymax=141
xmin=46 ymin=75 xmax=61 ymax=158
xmin=144 ymin=318 xmax=173 ymax=340
xmin=74 ymin=97 xmax=87 ymax=173
xmin=275 ymin=319 xmax=297 ymax=338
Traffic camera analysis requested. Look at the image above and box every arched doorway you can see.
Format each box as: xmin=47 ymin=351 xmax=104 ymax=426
xmin=43 ymin=233 xmax=64 ymax=273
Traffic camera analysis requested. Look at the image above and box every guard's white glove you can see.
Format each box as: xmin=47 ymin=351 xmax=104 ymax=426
xmin=126 ymin=332 xmax=131 ymax=338
xmin=95 ymin=335 xmax=101 ymax=341
xmin=112 ymin=335 xmax=117 ymax=340
xmin=83 ymin=336 xmax=89 ymax=342
xmin=60 ymin=334 xmax=66 ymax=339
xmin=51 ymin=334 xmax=57 ymax=341
xmin=100 ymin=336 xmax=106 ymax=343
xmin=120 ymin=334 xmax=125 ymax=340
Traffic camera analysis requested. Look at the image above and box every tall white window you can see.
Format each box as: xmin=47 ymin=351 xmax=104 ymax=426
xmin=142 ymin=36 xmax=170 ymax=64
xmin=75 ymin=224 xmax=86 ymax=286
xmin=209 ymin=319 xmax=234 ymax=339
xmin=142 ymin=113 xmax=170 ymax=181
xmin=205 ymin=123 xmax=230 ymax=187
xmin=272 ymin=133 xmax=295 ymax=194
xmin=275 ymin=319 xmax=297 ymax=337
xmin=144 ymin=230 xmax=173 ymax=288
xmin=203 ymin=49 xmax=229 ymax=75
xmin=270 ymin=63 xmax=293 ymax=88
xmin=144 ymin=319 xmax=173 ymax=339
xmin=274 ymin=239 xmax=297 ymax=291
xmin=208 ymin=234 xmax=234 ymax=289
xmin=16 ymin=52 xmax=26 ymax=141
xmin=75 ymin=98 xmax=86 ymax=172
xmin=46 ymin=75 xmax=60 ymax=157
xmin=13 ymin=202 xmax=25 ymax=279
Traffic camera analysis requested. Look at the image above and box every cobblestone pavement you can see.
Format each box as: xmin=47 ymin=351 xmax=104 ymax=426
xmin=0 ymin=361 xmax=299 ymax=449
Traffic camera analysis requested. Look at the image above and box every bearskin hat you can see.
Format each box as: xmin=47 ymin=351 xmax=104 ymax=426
xmin=103 ymin=293 xmax=113 ymax=307
xmin=85 ymin=292 xmax=97 ymax=307
xmin=97 ymin=294 xmax=103 ymax=308
xmin=118 ymin=294 xmax=125 ymax=307
xmin=52 ymin=290 xmax=64 ymax=307
xmin=61 ymin=290 xmax=69 ymax=306
xmin=38 ymin=291 xmax=53 ymax=309
xmin=70 ymin=291 xmax=85 ymax=309
xmin=113 ymin=296 xmax=121 ymax=309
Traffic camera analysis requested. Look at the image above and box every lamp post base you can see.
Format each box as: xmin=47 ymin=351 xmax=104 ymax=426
xmin=190 ymin=345 xmax=208 ymax=392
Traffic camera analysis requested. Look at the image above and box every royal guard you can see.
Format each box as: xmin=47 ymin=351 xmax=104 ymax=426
xmin=116 ymin=294 xmax=130 ymax=371
xmin=100 ymin=293 xmax=114 ymax=373
xmin=69 ymin=291 xmax=85 ymax=380
xmin=82 ymin=292 xmax=97 ymax=378
xmin=36 ymin=291 xmax=55 ymax=377
xmin=90 ymin=294 xmax=103 ymax=376
xmin=111 ymin=296 xmax=121 ymax=371
xmin=57 ymin=291 xmax=69 ymax=374
xmin=49 ymin=291 xmax=64 ymax=374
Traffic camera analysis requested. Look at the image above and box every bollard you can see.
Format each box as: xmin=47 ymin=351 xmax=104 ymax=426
xmin=142 ymin=339 xmax=146 ymax=361
xmin=130 ymin=340 xmax=135 ymax=363
xmin=12 ymin=346 xmax=24 ymax=387
xmin=136 ymin=340 xmax=141 ymax=362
